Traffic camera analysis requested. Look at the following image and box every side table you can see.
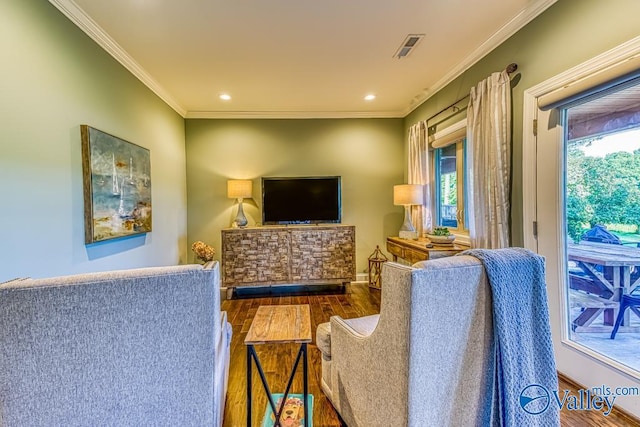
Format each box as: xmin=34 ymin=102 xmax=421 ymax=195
xmin=386 ymin=236 xmax=466 ymax=264
xmin=245 ymin=305 xmax=312 ymax=427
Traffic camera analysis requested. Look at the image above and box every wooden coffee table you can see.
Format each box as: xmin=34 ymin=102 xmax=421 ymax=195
xmin=245 ymin=304 xmax=312 ymax=427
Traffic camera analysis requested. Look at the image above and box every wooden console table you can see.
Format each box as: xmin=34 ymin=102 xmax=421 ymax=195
xmin=222 ymin=225 xmax=356 ymax=291
xmin=386 ymin=236 xmax=466 ymax=264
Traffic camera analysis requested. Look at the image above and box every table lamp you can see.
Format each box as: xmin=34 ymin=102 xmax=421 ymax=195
xmin=227 ymin=179 xmax=252 ymax=227
xmin=393 ymin=184 xmax=423 ymax=239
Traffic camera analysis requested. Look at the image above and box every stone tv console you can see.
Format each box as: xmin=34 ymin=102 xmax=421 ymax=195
xmin=221 ymin=224 xmax=355 ymax=294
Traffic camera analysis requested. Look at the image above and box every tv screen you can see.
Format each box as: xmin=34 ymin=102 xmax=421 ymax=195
xmin=262 ymin=176 xmax=341 ymax=225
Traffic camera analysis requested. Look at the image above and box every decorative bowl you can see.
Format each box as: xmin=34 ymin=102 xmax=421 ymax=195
xmin=426 ymin=234 xmax=456 ymax=244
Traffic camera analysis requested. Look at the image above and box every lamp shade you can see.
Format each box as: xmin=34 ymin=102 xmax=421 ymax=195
xmin=227 ymin=180 xmax=252 ymax=199
xmin=393 ymin=184 xmax=423 ymax=206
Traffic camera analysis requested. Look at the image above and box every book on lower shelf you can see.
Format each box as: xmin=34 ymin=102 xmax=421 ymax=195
xmin=261 ymin=393 xmax=314 ymax=427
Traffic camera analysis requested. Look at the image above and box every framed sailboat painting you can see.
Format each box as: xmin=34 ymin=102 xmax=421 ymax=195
xmin=81 ymin=125 xmax=152 ymax=244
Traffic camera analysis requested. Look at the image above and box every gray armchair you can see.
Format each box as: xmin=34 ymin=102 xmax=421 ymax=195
xmin=316 ymin=256 xmax=493 ymax=426
xmin=0 ymin=263 xmax=231 ymax=427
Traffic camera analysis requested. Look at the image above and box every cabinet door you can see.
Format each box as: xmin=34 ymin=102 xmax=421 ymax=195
xmin=222 ymin=229 xmax=290 ymax=286
xmin=321 ymin=227 xmax=356 ymax=280
xmin=290 ymin=229 xmax=325 ymax=281
xmin=289 ymin=227 xmax=356 ymax=282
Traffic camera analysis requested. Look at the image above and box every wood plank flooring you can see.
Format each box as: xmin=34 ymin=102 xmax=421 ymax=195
xmin=221 ymin=283 xmax=639 ymax=426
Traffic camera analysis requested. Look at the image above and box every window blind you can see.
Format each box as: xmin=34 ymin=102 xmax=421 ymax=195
xmin=565 ymin=76 xmax=640 ymax=142
xmin=537 ymin=53 xmax=640 ymax=110
xmin=430 ymin=119 xmax=466 ymax=149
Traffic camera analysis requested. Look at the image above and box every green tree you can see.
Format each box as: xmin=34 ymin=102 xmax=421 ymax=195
xmin=566 ymin=146 xmax=590 ymax=242
xmin=566 ymin=136 xmax=640 ymax=241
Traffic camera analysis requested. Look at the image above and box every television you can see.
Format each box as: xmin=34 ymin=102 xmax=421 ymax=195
xmin=262 ymin=176 xmax=341 ymax=225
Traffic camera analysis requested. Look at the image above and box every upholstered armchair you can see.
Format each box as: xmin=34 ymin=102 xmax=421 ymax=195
xmin=0 ymin=263 xmax=231 ymax=426
xmin=316 ymin=256 xmax=494 ymax=426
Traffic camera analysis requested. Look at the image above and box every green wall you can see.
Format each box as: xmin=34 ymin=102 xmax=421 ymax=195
xmin=404 ymin=0 xmax=640 ymax=247
xmin=185 ymin=118 xmax=404 ymax=274
xmin=4 ymin=0 xmax=639 ymax=282
xmin=0 ymin=1 xmax=188 ymax=281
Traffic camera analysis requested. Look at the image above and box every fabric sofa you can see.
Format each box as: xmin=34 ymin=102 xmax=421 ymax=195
xmin=316 ymin=256 xmax=493 ymax=426
xmin=0 ymin=262 xmax=231 ymax=427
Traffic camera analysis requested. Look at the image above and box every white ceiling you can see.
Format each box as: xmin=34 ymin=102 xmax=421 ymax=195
xmin=50 ymin=0 xmax=557 ymax=118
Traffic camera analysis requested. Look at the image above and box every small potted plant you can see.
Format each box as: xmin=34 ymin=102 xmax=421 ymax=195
xmin=426 ymin=227 xmax=456 ymax=244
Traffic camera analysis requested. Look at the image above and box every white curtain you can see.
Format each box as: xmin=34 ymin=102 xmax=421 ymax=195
xmin=408 ymin=121 xmax=432 ymax=236
xmin=467 ymin=71 xmax=511 ymax=248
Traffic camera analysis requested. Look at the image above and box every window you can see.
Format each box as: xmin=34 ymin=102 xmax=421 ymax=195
xmin=432 ymin=120 xmax=468 ymax=234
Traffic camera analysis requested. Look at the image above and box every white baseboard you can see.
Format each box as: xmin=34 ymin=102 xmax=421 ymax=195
xmin=354 ymin=273 xmax=368 ymax=283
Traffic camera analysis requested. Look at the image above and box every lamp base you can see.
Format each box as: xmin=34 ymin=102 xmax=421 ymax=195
xmin=398 ymin=205 xmax=417 ymax=239
xmin=234 ymin=199 xmax=248 ymax=227
xmin=399 ymin=230 xmax=419 ymax=240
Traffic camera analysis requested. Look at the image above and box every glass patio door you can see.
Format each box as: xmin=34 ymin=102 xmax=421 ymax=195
xmin=535 ymin=78 xmax=640 ymax=387
xmin=563 ymin=82 xmax=640 ymax=372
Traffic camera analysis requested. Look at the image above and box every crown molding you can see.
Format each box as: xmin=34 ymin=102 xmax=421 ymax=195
xmin=48 ymin=0 xmax=399 ymax=120
xmin=185 ymin=110 xmax=405 ymax=119
xmin=50 ymin=0 xmax=556 ymax=120
xmin=48 ymin=0 xmax=187 ymax=117
xmin=403 ymin=0 xmax=558 ymax=117
xmin=526 ymin=35 xmax=640 ymax=97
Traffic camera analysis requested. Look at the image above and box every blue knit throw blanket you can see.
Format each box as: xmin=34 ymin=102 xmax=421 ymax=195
xmin=462 ymin=248 xmax=560 ymax=427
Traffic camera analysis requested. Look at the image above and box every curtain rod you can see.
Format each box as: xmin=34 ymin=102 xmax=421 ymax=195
xmin=425 ymin=63 xmax=518 ymax=131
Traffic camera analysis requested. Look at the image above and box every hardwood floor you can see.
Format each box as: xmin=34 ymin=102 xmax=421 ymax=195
xmin=221 ymin=283 xmax=639 ymax=427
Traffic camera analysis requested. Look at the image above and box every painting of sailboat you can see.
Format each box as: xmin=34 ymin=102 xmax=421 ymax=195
xmin=81 ymin=125 xmax=152 ymax=244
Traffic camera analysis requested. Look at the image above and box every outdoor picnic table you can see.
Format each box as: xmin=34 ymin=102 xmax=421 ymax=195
xmin=568 ymin=241 xmax=640 ymax=332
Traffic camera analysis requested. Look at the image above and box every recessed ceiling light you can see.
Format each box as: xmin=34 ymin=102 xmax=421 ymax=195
xmin=364 ymin=94 xmax=376 ymax=101
xmin=219 ymin=94 xmax=231 ymax=101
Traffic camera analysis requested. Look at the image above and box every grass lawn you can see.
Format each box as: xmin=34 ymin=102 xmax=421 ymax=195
xmin=616 ymin=231 xmax=640 ymax=244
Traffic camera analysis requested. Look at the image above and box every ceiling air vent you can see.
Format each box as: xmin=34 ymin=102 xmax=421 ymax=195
xmin=394 ymin=34 xmax=424 ymax=59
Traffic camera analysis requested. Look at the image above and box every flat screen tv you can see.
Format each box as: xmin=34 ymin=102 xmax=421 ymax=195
xmin=262 ymin=176 xmax=341 ymax=225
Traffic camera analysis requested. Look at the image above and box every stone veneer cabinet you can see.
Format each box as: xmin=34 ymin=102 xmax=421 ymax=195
xmin=221 ymin=225 xmax=355 ymax=291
